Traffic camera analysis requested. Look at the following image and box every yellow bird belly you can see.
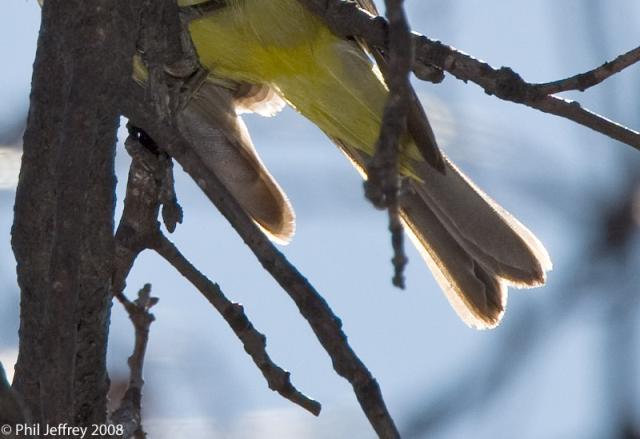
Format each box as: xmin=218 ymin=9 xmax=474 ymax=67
xmin=187 ymin=0 xmax=418 ymax=166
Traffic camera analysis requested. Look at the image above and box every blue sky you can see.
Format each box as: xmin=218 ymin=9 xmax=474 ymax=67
xmin=1 ymin=1 xmax=640 ymax=438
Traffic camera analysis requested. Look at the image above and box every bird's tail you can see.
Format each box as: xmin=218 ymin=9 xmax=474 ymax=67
xmin=337 ymin=141 xmax=551 ymax=329
xmin=403 ymin=159 xmax=551 ymax=328
xmin=131 ymin=54 xmax=295 ymax=243
xmin=177 ymin=79 xmax=296 ymax=244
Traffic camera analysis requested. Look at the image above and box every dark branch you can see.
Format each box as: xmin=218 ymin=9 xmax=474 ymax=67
xmin=153 ymin=234 xmax=321 ymax=416
xmin=109 ymin=131 xmax=170 ymax=438
xmin=414 ymin=43 xmax=640 ymax=150
xmin=298 ymin=0 xmax=640 ymax=150
xmin=363 ymin=0 xmax=412 ymax=289
xmin=110 ymin=285 xmax=157 ymax=439
xmin=533 ymin=45 xmax=640 ymax=95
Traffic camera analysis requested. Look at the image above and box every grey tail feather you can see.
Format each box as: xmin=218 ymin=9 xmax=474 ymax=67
xmin=400 ymin=189 xmax=507 ymax=329
xmin=409 ymin=157 xmax=551 ymax=287
xmin=333 ymin=138 xmax=550 ymax=329
xmin=177 ymin=79 xmax=296 ymax=244
xmin=400 ymin=156 xmax=551 ymax=328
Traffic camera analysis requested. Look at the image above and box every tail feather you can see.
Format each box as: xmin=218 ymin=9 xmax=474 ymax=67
xmin=400 ymin=190 xmax=506 ymax=329
xmin=177 ymin=80 xmax=296 ymax=244
xmin=410 ymin=158 xmax=551 ymax=286
xmin=334 ymin=138 xmax=550 ymax=329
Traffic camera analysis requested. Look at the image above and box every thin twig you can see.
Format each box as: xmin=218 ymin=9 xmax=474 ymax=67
xmin=117 ymin=285 xmax=157 ymax=392
xmin=298 ymin=0 xmax=640 ymax=151
xmin=363 ymin=0 xmax=412 ymax=290
xmin=111 ymin=285 xmax=157 ymax=439
xmin=109 ymin=132 xmax=169 ymax=439
xmin=532 ymin=45 xmax=640 ymax=95
xmin=152 ymin=234 xmax=322 ymax=415
xmin=413 ymin=40 xmax=640 ymax=150
xmin=527 ymin=94 xmax=640 ymax=148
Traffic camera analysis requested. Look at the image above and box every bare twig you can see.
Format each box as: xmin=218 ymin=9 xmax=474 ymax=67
xmin=533 ymin=45 xmax=640 ymax=95
xmin=363 ymin=0 xmax=412 ymax=288
xmin=152 ymin=234 xmax=321 ymax=416
xmin=119 ymin=285 xmax=157 ymax=393
xmin=109 ymin=132 xmax=170 ymax=438
xmin=413 ymin=41 xmax=640 ymax=150
xmin=527 ymin=95 xmax=639 ymax=148
xmin=298 ymin=0 xmax=640 ymax=150
xmin=416 ymin=35 xmax=640 ymax=150
xmin=110 ymin=285 xmax=157 ymax=439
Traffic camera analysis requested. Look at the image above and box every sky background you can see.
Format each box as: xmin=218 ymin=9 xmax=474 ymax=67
xmin=1 ymin=1 xmax=640 ymax=438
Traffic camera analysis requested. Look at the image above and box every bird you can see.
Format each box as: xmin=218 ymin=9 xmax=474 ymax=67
xmin=160 ymin=0 xmax=552 ymax=329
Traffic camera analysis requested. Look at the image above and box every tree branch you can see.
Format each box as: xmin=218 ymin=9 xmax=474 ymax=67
xmin=152 ymin=234 xmax=322 ymax=416
xmin=110 ymin=285 xmax=157 ymax=439
xmin=414 ymin=41 xmax=640 ymax=150
xmin=298 ymin=0 xmax=640 ymax=150
xmin=532 ymin=45 xmax=640 ymax=95
xmin=109 ymin=133 xmax=173 ymax=438
xmin=363 ymin=0 xmax=412 ymax=289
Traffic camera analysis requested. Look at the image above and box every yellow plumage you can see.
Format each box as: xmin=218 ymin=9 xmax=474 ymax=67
xmin=186 ymin=0 xmax=421 ymax=171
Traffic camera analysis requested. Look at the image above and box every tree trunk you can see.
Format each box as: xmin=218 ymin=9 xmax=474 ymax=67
xmin=11 ymin=0 xmax=133 ymax=426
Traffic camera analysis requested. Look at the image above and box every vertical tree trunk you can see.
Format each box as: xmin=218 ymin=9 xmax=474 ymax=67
xmin=11 ymin=0 xmax=133 ymax=425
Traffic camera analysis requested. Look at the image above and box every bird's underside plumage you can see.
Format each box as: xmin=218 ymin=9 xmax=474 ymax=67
xmin=174 ymin=0 xmax=552 ymax=328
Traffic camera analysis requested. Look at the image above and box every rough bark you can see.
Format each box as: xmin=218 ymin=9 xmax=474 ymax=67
xmin=11 ymin=0 xmax=134 ymax=425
